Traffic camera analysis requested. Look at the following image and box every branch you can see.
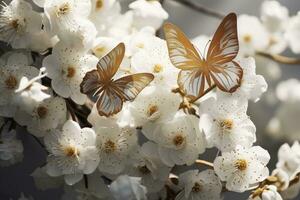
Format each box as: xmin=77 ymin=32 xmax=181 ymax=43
xmin=195 ymin=159 xmax=214 ymax=168
xmin=169 ymin=0 xmax=225 ymax=19
xmin=256 ymin=51 xmax=300 ymax=65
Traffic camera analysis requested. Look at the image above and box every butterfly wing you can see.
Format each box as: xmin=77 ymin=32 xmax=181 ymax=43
xmin=164 ymin=22 xmax=213 ymax=99
xmin=96 ymin=42 xmax=125 ymax=82
xmin=96 ymin=73 xmax=154 ymax=117
xmin=80 ymin=43 xmax=125 ymax=97
xmin=164 ymin=22 xmax=204 ymax=70
xmin=205 ymin=13 xmax=243 ymax=93
xmin=96 ymin=88 xmax=123 ymax=117
xmin=112 ymin=73 xmax=154 ymax=101
xmin=178 ymin=69 xmax=213 ymax=100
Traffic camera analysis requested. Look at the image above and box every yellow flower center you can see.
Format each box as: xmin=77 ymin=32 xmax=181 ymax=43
xmin=153 ymin=64 xmax=163 ymax=73
xmin=37 ymin=106 xmax=48 ymax=118
xmin=57 ymin=3 xmax=71 ymax=16
xmin=5 ymin=75 xmax=17 ymax=89
xmin=64 ymin=146 xmax=79 ymax=157
xmin=173 ymin=134 xmax=185 ymax=147
xmin=243 ymin=34 xmax=252 ymax=43
xmin=235 ymin=159 xmax=248 ymax=171
xmin=220 ymin=119 xmax=233 ymax=130
xmin=192 ymin=182 xmax=202 ymax=193
xmin=96 ymin=0 xmax=103 ymax=10
xmin=104 ymin=140 xmax=116 ymax=153
xmin=66 ymin=66 xmax=76 ymax=78
xmin=147 ymin=105 xmax=158 ymax=117
xmin=136 ymin=43 xmax=144 ymax=49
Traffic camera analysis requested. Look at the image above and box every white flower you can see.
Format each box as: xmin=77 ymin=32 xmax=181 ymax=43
xmin=280 ymin=172 xmax=300 ymax=200
xmin=214 ymin=145 xmax=270 ymax=192
xmin=129 ymin=86 xmax=181 ymax=127
xmin=0 ymin=52 xmax=39 ymax=117
xmin=0 ymin=0 xmax=42 ymax=49
xmin=285 ymin=12 xmax=300 ymax=54
xmin=44 ymin=0 xmax=91 ymax=33
xmin=110 ymin=175 xmax=147 ymax=200
xmin=267 ymin=101 xmax=300 ymax=142
xmin=260 ymin=0 xmax=289 ymax=33
xmin=31 ymin=166 xmax=64 ymax=191
xmin=271 ymin=168 xmax=290 ymax=191
xmin=175 ymin=169 xmax=222 ymax=200
xmin=0 ymin=128 xmax=23 ymax=167
xmin=127 ymin=142 xmax=171 ymax=193
xmin=126 ymin=27 xmax=156 ymax=56
xmin=45 ymin=120 xmax=99 ymax=185
xmin=129 ymin=0 xmax=168 ymax=30
xmin=62 ymin=171 xmax=112 ymax=200
xmin=255 ymin=55 xmax=281 ymax=82
xmin=131 ymin=35 xmax=179 ymax=87
xmin=276 ymin=79 xmax=300 ymax=102
xmin=89 ymin=0 xmax=121 ymax=35
xmin=43 ymin=42 xmax=98 ymax=104
xmin=237 ymin=15 xmax=269 ymax=56
xmin=91 ymin=36 xmax=119 ymax=59
xmin=217 ymin=57 xmax=267 ymax=102
xmin=276 ymin=142 xmax=300 ymax=177
xmin=249 ymin=185 xmax=282 ymax=200
xmin=144 ymin=113 xmax=206 ymax=166
xmin=14 ymin=74 xmax=51 ymax=109
xmin=199 ymin=96 xmax=256 ymax=152
xmin=14 ymin=96 xmax=67 ymax=137
xmin=94 ymin=123 xmax=138 ymax=174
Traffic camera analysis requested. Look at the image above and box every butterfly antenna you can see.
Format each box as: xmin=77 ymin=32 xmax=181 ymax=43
xmin=203 ymin=40 xmax=212 ymax=59
xmin=195 ymin=45 xmax=204 ymax=60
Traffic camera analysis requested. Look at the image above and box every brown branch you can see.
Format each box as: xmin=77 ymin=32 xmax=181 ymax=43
xmin=256 ymin=51 xmax=300 ymax=65
xmin=169 ymin=0 xmax=225 ymax=19
xmin=195 ymin=159 xmax=214 ymax=168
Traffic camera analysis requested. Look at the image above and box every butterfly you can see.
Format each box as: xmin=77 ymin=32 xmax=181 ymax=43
xmin=80 ymin=43 xmax=154 ymax=117
xmin=164 ymin=13 xmax=243 ymax=101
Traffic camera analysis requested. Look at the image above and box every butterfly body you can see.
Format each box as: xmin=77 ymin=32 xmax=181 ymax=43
xmin=80 ymin=43 xmax=154 ymax=117
xmin=164 ymin=13 xmax=243 ymax=101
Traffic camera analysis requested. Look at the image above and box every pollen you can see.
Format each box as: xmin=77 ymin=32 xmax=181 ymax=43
xmin=57 ymin=3 xmax=71 ymax=16
xmin=66 ymin=66 xmax=76 ymax=78
xmin=64 ymin=146 xmax=79 ymax=157
xmin=173 ymin=134 xmax=185 ymax=147
xmin=136 ymin=43 xmax=144 ymax=49
xmin=5 ymin=75 xmax=18 ymax=89
xmin=10 ymin=19 xmax=19 ymax=30
xmin=138 ymin=165 xmax=151 ymax=174
xmin=235 ymin=159 xmax=248 ymax=171
xmin=220 ymin=119 xmax=233 ymax=130
xmin=37 ymin=106 xmax=48 ymax=118
xmin=104 ymin=140 xmax=116 ymax=153
xmin=243 ymin=34 xmax=252 ymax=43
xmin=96 ymin=0 xmax=103 ymax=10
xmin=192 ymin=182 xmax=202 ymax=193
xmin=147 ymin=105 xmax=158 ymax=117
xmin=153 ymin=64 xmax=163 ymax=73
xmin=94 ymin=46 xmax=106 ymax=57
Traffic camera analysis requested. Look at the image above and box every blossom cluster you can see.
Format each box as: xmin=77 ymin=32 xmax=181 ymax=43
xmin=0 ymin=0 xmax=299 ymax=200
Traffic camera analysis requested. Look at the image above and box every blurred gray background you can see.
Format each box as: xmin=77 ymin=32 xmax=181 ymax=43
xmin=1 ymin=0 xmax=300 ymax=199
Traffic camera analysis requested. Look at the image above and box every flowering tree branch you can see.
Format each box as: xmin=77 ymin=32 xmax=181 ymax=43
xmin=169 ymin=0 xmax=225 ymax=19
xmin=257 ymin=51 xmax=300 ymax=65
xmin=195 ymin=159 xmax=214 ymax=168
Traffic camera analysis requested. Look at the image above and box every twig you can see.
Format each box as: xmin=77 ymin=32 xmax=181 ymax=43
xmin=65 ymin=99 xmax=78 ymax=121
xmin=84 ymin=174 xmax=89 ymax=189
xmin=169 ymin=0 xmax=225 ymax=19
xmin=195 ymin=159 xmax=214 ymax=168
xmin=257 ymin=51 xmax=300 ymax=65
